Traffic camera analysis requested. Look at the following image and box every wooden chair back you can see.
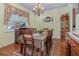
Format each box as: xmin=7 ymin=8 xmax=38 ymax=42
xmin=19 ymin=28 xmax=34 ymax=55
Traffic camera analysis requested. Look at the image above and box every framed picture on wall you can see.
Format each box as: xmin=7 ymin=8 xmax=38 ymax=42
xmin=43 ymin=16 xmax=53 ymax=22
xmin=4 ymin=4 xmax=29 ymax=32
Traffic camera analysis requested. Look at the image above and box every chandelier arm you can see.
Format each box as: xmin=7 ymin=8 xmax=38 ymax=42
xmin=32 ymin=3 xmax=44 ymax=16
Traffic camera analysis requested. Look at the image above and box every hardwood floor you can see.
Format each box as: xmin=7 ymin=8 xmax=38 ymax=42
xmin=0 ymin=44 xmax=20 ymax=56
xmin=51 ymin=39 xmax=61 ymax=56
xmin=0 ymin=39 xmax=67 ymax=56
xmin=50 ymin=39 xmax=66 ymax=56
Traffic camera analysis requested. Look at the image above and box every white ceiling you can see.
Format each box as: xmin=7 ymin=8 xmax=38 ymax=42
xmin=19 ymin=3 xmax=68 ymax=11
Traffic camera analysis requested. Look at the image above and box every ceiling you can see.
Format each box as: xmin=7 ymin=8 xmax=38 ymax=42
xmin=19 ymin=3 xmax=68 ymax=11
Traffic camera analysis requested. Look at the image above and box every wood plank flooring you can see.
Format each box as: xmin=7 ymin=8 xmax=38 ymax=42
xmin=50 ymin=39 xmax=66 ymax=56
xmin=0 ymin=39 xmax=67 ymax=56
xmin=0 ymin=44 xmax=20 ymax=56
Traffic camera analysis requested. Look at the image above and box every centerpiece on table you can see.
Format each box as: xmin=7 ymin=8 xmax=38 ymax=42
xmin=37 ymin=29 xmax=43 ymax=33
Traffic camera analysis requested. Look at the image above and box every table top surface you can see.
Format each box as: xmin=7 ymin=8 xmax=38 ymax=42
xmin=33 ymin=32 xmax=48 ymax=41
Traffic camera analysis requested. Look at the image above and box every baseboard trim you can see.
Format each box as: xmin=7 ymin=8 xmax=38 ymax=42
xmin=0 ymin=42 xmax=14 ymax=48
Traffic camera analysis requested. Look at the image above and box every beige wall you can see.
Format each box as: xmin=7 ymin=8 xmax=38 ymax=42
xmin=0 ymin=3 xmax=30 ymax=48
xmin=29 ymin=6 xmax=69 ymax=39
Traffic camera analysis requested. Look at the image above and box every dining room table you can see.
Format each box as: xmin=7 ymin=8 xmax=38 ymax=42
xmin=33 ymin=31 xmax=48 ymax=55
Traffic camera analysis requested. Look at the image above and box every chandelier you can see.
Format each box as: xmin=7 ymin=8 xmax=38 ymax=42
xmin=33 ymin=3 xmax=44 ymax=16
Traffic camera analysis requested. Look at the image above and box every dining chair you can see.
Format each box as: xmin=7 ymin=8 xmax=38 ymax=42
xmin=19 ymin=28 xmax=34 ymax=56
xmin=49 ymin=29 xmax=53 ymax=48
xmin=44 ymin=30 xmax=50 ymax=55
xmin=45 ymin=29 xmax=53 ymax=55
xmin=18 ymin=28 xmax=26 ymax=54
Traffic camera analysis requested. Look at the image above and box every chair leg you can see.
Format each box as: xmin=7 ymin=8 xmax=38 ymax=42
xmin=24 ymin=46 xmax=26 ymax=56
xmin=47 ymin=45 xmax=49 ymax=55
xmin=50 ymin=39 xmax=52 ymax=48
xmin=20 ymin=44 xmax=23 ymax=54
xmin=40 ymin=51 xmax=43 ymax=56
xmin=32 ymin=48 xmax=33 ymax=56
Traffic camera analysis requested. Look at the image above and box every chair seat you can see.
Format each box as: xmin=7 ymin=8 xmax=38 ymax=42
xmin=25 ymin=38 xmax=33 ymax=41
xmin=20 ymin=41 xmax=32 ymax=45
xmin=18 ymin=36 xmax=33 ymax=44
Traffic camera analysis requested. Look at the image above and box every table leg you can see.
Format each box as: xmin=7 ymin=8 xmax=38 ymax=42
xmin=40 ymin=40 xmax=42 ymax=56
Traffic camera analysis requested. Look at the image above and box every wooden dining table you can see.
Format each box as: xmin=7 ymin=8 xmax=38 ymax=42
xmin=33 ymin=32 xmax=48 ymax=55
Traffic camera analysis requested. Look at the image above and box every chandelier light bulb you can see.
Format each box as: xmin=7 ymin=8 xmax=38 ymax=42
xmin=32 ymin=3 xmax=44 ymax=16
